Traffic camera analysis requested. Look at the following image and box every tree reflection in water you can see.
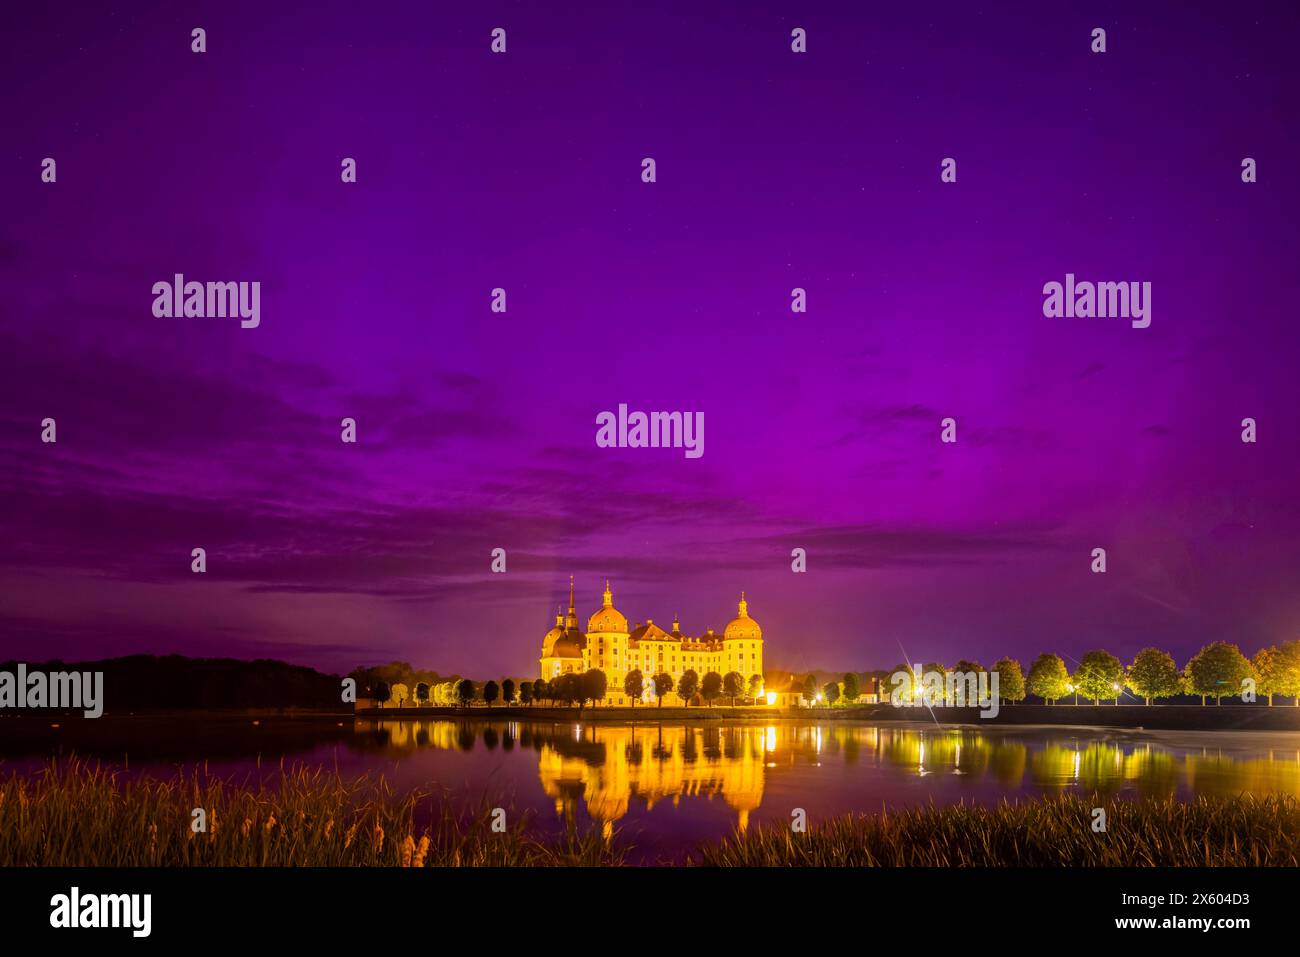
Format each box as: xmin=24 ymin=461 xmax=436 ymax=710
xmin=354 ymin=719 xmax=1300 ymax=835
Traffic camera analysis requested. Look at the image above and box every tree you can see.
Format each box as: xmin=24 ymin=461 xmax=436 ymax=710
xmin=582 ymin=669 xmax=607 ymax=708
xmin=678 ymin=669 xmax=699 ymax=706
xmin=1073 ymin=650 xmax=1125 ymax=704
xmin=501 ymin=678 xmax=516 ymax=705
xmin=869 ymin=669 xmax=894 ymax=701
xmin=1026 ymin=654 xmax=1070 ymax=705
xmin=823 ymin=682 xmax=840 ymax=706
xmin=802 ymin=674 xmax=818 ymax=705
xmin=415 ymin=682 xmax=430 ymax=706
xmin=922 ymin=663 xmax=947 ymax=685
xmin=434 ymin=679 xmax=459 ymax=705
xmin=533 ymin=678 xmax=547 ymax=705
xmin=992 ymin=658 xmax=1025 ymax=705
xmin=391 ymin=683 xmax=409 ymax=708
xmin=841 ymin=673 xmax=860 ymax=703
xmin=701 ymin=671 xmax=723 ymax=707
xmin=483 ymin=680 xmax=500 ymax=708
xmin=722 ymin=671 xmax=745 ymax=705
xmin=888 ymin=664 xmax=919 ymax=705
xmin=1127 ymin=648 xmax=1181 ymax=705
xmin=624 ymin=669 xmax=644 ymax=706
xmin=519 ymin=681 xmax=534 ymax=706
xmin=456 ymin=678 xmax=475 ymax=708
xmin=1269 ymin=641 xmax=1300 ymax=705
xmin=373 ymin=681 xmax=391 ymax=709
xmin=1254 ymin=647 xmax=1280 ymax=706
xmin=748 ymin=674 xmax=764 ymax=701
xmin=556 ymin=673 xmax=581 ymax=706
xmin=942 ymin=661 xmax=981 ymax=705
xmin=1184 ymin=642 xmax=1254 ymax=706
xmin=1252 ymin=642 xmax=1300 ymax=706
xmin=652 ymin=672 xmax=674 ymax=706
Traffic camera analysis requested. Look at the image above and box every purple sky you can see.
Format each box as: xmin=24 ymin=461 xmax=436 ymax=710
xmin=2 ymin=2 xmax=1298 ymax=678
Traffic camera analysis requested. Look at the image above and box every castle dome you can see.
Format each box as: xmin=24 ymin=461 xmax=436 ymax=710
xmin=587 ymin=580 xmax=628 ymax=634
xmin=551 ymin=633 xmax=584 ymax=658
xmin=541 ymin=610 xmax=566 ymax=657
xmin=723 ymin=592 xmax=762 ymax=641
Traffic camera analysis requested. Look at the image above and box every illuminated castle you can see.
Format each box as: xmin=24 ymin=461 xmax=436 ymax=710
xmin=539 ymin=579 xmax=765 ymax=706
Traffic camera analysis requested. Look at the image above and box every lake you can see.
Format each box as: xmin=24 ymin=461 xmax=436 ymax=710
xmin=5 ymin=715 xmax=1300 ymax=862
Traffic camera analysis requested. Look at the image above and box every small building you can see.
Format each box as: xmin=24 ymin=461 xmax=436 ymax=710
xmin=766 ymin=677 xmax=809 ymax=708
xmin=844 ymin=676 xmax=880 ymax=705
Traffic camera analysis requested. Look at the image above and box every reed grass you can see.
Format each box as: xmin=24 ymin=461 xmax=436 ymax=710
xmin=0 ymin=759 xmax=618 ymax=867
xmin=4 ymin=760 xmax=1297 ymax=866
xmin=696 ymin=793 xmax=1300 ymax=866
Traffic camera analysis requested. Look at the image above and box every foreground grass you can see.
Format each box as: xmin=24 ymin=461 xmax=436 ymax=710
xmin=0 ymin=760 xmax=618 ymax=866
xmin=700 ymin=793 xmax=1300 ymax=866
xmin=4 ymin=761 xmax=1297 ymax=866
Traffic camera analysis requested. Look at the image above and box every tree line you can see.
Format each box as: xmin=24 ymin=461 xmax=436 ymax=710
xmin=875 ymin=640 xmax=1300 ymax=706
xmin=1 ymin=654 xmax=344 ymax=712
xmin=365 ymin=668 xmax=766 ymax=711
xmin=357 ymin=639 xmax=1300 ymax=711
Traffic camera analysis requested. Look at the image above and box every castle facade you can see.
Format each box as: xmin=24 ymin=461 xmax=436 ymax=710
xmin=539 ymin=580 xmax=765 ymax=706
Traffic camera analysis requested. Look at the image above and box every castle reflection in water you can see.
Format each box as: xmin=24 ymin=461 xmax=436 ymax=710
xmin=353 ymin=719 xmax=1300 ymax=836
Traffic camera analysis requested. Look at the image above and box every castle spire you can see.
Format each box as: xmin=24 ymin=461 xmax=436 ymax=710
xmin=602 ymin=579 xmax=613 ymax=607
xmin=738 ymin=591 xmax=748 ymax=617
xmin=564 ymin=576 xmax=578 ymax=629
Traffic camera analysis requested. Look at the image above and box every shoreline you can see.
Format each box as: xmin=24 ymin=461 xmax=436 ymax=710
xmin=2 ymin=704 xmax=1297 ymax=734
xmin=354 ymin=703 xmax=1300 ymax=732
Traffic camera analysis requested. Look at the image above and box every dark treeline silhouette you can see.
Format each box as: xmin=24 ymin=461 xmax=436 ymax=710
xmin=0 ymin=654 xmax=343 ymax=712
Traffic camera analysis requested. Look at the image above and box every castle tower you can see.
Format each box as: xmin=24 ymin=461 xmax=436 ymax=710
xmin=586 ymin=579 xmax=629 ymax=697
xmin=723 ymin=591 xmax=763 ymax=685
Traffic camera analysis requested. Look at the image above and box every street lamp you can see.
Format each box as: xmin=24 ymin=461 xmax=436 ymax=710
xmin=1067 ymin=682 xmax=1078 ymax=706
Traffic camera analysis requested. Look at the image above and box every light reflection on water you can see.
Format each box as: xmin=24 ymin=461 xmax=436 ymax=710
xmin=353 ymin=719 xmax=1300 ymax=842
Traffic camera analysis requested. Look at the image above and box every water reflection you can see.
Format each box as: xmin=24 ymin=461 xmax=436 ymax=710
xmin=353 ymin=719 xmax=1300 ymax=832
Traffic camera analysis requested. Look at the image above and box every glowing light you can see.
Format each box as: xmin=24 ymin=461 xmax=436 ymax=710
xmin=765 ymin=691 xmax=778 ymax=706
